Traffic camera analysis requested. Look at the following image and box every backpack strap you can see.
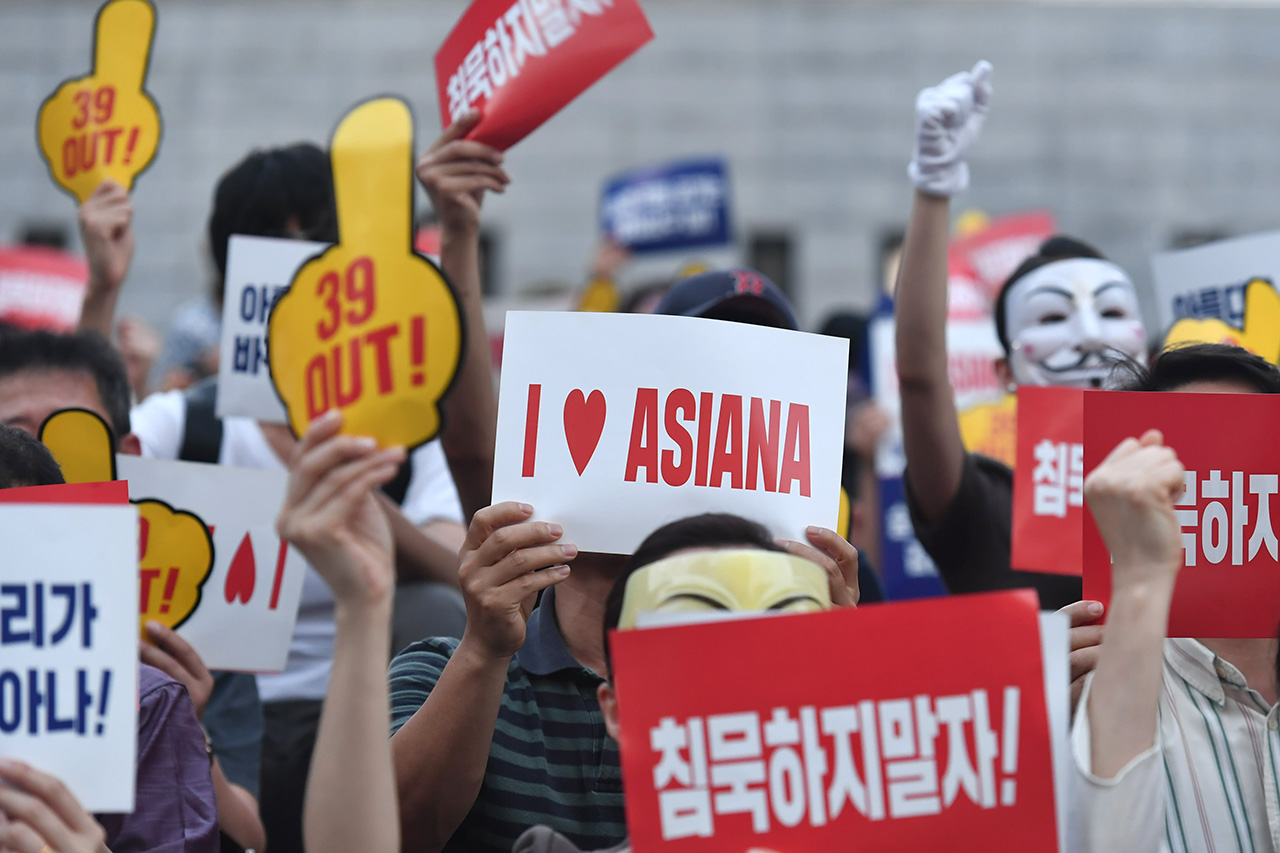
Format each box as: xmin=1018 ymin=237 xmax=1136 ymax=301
xmin=179 ymin=377 xmax=224 ymax=464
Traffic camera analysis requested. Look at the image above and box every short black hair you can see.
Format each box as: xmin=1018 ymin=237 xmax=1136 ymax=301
xmin=0 ymin=327 xmax=131 ymax=439
xmin=1115 ymin=342 xmax=1280 ymax=394
xmin=601 ymin=513 xmax=784 ymax=679
xmin=0 ymin=424 xmax=65 ymax=489
xmin=207 ymin=143 xmax=338 ymax=288
xmin=993 ymin=235 xmax=1107 ymax=356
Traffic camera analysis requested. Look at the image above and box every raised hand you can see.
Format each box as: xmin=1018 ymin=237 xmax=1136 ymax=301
xmin=908 ymin=60 xmax=993 ymax=197
xmin=1084 ymin=428 xmax=1187 ymax=590
xmin=416 ymin=110 xmax=510 ymax=237
xmin=78 ymin=179 xmax=134 ymax=304
xmin=457 ymin=502 xmax=575 ymax=660
xmin=778 ymin=526 xmax=860 ymax=608
xmin=276 ymin=409 xmax=403 ymax=610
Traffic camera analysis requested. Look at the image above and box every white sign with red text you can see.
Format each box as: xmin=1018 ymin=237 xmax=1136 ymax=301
xmin=492 ymin=312 xmax=848 ymax=554
xmin=116 ymin=455 xmax=307 ymax=672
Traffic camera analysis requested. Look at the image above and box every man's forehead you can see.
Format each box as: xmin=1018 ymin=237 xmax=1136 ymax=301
xmin=0 ymin=367 xmax=108 ymax=421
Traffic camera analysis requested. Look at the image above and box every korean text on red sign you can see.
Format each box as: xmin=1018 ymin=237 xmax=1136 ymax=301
xmin=610 ymin=591 xmax=1058 ymax=851
xmin=434 ymin=0 xmax=653 ymax=150
xmin=1012 ymin=386 xmax=1085 ymax=576
xmin=1083 ymin=390 xmax=1280 ymax=637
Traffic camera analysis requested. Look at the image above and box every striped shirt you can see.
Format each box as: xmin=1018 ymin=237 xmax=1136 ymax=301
xmin=1072 ymin=638 xmax=1280 ymax=853
xmin=389 ymin=587 xmax=626 ymax=853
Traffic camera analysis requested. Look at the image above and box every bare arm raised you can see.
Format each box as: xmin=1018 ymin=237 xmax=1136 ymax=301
xmin=895 ymin=62 xmax=992 ymax=523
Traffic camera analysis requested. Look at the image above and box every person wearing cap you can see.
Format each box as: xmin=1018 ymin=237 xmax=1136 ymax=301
xmin=654 ymin=268 xmax=887 ymax=604
xmin=893 ymin=61 xmax=1147 ymax=616
xmin=512 ymin=512 xmax=854 ymax=853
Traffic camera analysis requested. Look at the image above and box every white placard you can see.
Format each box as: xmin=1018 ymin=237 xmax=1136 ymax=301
xmin=1150 ymin=230 xmax=1280 ymax=333
xmin=117 ymin=455 xmax=307 ymax=673
xmin=492 ymin=311 xmax=847 ymax=554
xmin=217 ymin=234 xmax=328 ymax=422
xmin=0 ymin=504 xmax=139 ymax=813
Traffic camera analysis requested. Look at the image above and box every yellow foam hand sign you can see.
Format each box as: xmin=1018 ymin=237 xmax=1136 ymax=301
xmin=268 ymin=98 xmax=463 ymax=448
xmin=37 ymin=0 xmax=160 ymax=203
xmin=136 ymin=499 xmax=214 ymax=634
xmin=38 ymin=408 xmax=214 ymax=638
xmin=38 ymin=409 xmax=118 ymax=483
xmin=1164 ymin=279 xmax=1280 ymax=365
xmin=958 ymin=393 xmax=1018 ymax=469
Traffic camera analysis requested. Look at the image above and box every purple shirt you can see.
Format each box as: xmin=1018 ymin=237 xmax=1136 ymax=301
xmin=95 ymin=664 xmax=219 ymax=853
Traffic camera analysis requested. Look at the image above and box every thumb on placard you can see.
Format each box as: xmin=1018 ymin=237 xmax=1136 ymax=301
xmin=39 ymin=408 xmax=118 ymax=484
xmin=92 ymin=0 xmax=156 ymax=93
xmin=331 ymin=97 xmax=414 ymax=248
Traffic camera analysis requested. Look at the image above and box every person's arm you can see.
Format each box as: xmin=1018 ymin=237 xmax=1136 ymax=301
xmin=416 ymin=111 xmax=509 ymax=523
xmin=275 ymin=409 xmax=407 ymax=853
xmin=0 ymin=760 xmax=111 ymax=853
xmin=895 ymin=62 xmax=991 ymax=524
xmin=378 ymin=492 xmax=462 ymax=587
xmin=391 ymin=501 xmax=573 ymax=853
xmin=1081 ymin=429 xmax=1185 ymax=777
xmin=139 ymin=622 xmax=266 ymax=853
xmin=77 ymin=179 xmax=134 ymax=338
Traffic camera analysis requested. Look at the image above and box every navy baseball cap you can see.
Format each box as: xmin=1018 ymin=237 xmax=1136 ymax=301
xmin=654 ymin=268 xmax=798 ymax=330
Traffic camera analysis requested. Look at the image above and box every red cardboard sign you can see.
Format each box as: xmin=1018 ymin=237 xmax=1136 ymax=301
xmin=948 ymin=211 xmax=1056 ymax=304
xmin=0 ymin=246 xmax=88 ymax=331
xmin=0 ymin=480 xmax=129 ymax=505
xmin=434 ymin=0 xmax=653 ymax=150
xmin=1083 ymin=390 xmax=1280 ymax=638
xmin=1011 ymin=386 xmax=1085 ymax=576
xmin=611 ymin=591 xmax=1058 ymax=852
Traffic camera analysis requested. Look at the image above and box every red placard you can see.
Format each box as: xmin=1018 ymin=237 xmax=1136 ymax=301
xmin=0 ymin=480 xmax=129 ymax=505
xmin=1011 ymin=386 xmax=1085 ymax=576
xmin=948 ymin=211 xmax=1057 ymax=304
xmin=434 ymin=0 xmax=653 ymax=150
xmin=0 ymin=245 xmax=88 ymax=331
xmin=1083 ymin=390 xmax=1280 ymax=638
xmin=611 ymin=591 xmax=1058 ymax=852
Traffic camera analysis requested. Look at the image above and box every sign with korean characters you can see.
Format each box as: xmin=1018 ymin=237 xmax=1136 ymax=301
xmin=117 ymin=455 xmax=307 ymax=672
xmin=611 ymin=591 xmax=1061 ymax=852
xmin=269 ymin=98 xmax=463 ymax=449
xmin=1083 ymin=390 xmax=1280 ymax=638
xmin=492 ymin=311 xmax=847 ymax=554
xmin=600 ymin=157 xmax=732 ymax=253
xmin=36 ymin=0 xmax=161 ymax=203
xmin=217 ymin=234 xmax=328 ymax=422
xmin=435 ymin=0 xmax=653 ymax=150
xmin=0 ymin=503 xmax=140 ymax=813
xmin=1151 ymin=231 xmax=1280 ymax=364
xmin=1011 ymin=386 xmax=1085 ymax=576
xmin=0 ymin=246 xmax=88 ymax=331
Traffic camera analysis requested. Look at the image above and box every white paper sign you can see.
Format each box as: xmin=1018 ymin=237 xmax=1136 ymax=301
xmin=117 ymin=455 xmax=306 ymax=673
xmin=0 ymin=504 xmax=139 ymax=813
xmin=217 ymin=234 xmax=328 ymax=422
xmin=492 ymin=311 xmax=848 ymax=553
xmin=1150 ymin=230 xmax=1280 ymax=333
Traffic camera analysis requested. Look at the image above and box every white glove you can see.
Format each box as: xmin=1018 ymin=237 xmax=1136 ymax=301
xmin=908 ymin=60 xmax=993 ymax=197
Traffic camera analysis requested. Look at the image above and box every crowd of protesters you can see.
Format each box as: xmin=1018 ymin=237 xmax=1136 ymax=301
xmin=0 ymin=55 xmax=1276 ymax=853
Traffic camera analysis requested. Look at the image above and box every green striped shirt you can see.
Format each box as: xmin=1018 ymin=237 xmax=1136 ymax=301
xmin=389 ymin=588 xmax=626 ymax=853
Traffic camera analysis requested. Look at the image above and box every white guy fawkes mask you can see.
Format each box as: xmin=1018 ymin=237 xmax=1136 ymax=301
xmin=1004 ymin=257 xmax=1148 ymax=388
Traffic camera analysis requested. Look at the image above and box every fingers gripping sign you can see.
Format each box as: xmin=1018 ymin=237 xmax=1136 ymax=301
xmin=268 ymin=98 xmax=464 ymax=449
xmin=37 ymin=0 xmax=161 ymax=203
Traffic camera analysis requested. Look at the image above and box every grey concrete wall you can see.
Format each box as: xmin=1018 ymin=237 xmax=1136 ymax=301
xmin=3 ymin=0 xmax=1280 ymax=332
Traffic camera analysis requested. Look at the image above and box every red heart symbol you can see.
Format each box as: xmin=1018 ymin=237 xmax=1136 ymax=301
xmin=563 ymin=389 xmax=606 ymax=476
xmin=223 ymin=532 xmax=256 ymax=605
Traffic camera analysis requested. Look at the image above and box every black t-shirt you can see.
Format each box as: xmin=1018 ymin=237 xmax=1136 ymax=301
xmin=905 ymin=451 xmax=1082 ymax=610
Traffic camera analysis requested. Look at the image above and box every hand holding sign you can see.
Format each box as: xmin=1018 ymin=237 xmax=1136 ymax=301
xmin=37 ymin=0 xmax=160 ymax=203
xmin=0 ymin=760 xmax=111 ymax=853
xmin=416 ymin=110 xmax=509 ymax=236
xmin=268 ymin=98 xmax=463 ymax=448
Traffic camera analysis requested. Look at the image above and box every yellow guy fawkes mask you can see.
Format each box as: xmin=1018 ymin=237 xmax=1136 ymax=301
xmin=617 ymin=548 xmax=831 ymax=630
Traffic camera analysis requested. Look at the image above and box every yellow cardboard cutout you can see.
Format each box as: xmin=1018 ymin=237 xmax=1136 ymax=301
xmin=37 ymin=0 xmax=160 ymax=203
xmin=38 ymin=408 xmax=214 ymax=638
xmin=838 ymin=485 xmax=851 ymax=541
xmin=958 ymin=393 xmax=1018 ymax=469
xmin=136 ymin=498 xmax=213 ymax=634
xmin=1164 ymin=279 xmax=1280 ymax=366
xmin=268 ymin=98 xmax=463 ymax=448
xmin=38 ymin=408 xmax=117 ymax=483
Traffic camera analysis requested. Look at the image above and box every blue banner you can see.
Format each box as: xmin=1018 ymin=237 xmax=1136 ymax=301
xmin=600 ymin=157 xmax=731 ymax=253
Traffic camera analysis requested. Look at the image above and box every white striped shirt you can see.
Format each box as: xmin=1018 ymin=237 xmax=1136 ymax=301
xmin=1072 ymin=638 xmax=1280 ymax=853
